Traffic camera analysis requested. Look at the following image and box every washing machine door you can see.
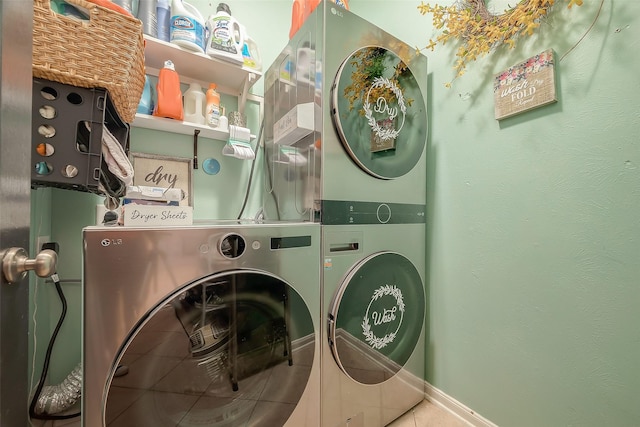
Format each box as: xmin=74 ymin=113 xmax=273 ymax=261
xmin=330 ymin=46 xmax=428 ymax=179
xmin=328 ymin=251 xmax=425 ymax=385
xmin=103 ymin=271 xmax=316 ymax=426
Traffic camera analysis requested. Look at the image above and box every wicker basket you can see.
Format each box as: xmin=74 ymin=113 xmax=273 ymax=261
xmin=32 ymin=0 xmax=145 ymax=123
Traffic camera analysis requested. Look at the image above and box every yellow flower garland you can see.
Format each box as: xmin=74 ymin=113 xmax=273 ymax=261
xmin=418 ymin=0 xmax=583 ymax=87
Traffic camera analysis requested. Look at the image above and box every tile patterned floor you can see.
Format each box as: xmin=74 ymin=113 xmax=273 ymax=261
xmin=387 ymin=399 xmax=471 ymax=427
xmin=31 ymin=398 xmax=470 ymax=427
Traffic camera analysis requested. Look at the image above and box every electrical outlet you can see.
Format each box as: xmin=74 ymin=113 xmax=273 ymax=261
xmin=36 ymin=235 xmax=50 ymax=251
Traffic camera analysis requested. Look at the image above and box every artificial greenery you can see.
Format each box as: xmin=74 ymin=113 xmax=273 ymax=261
xmin=343 ymin=47 xmax=413 ymax=113
xmin=418 ymin=0 xmax=584 ymax=87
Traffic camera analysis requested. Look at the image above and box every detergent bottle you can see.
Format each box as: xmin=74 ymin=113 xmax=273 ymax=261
xmin=289 ymin=0 xmax=322 ymax=39
xmin=156 ymin=0 xmax=171 ymax=41
xmin=170 ymin=0 xmax=206 ymax=53
xmin=137 ymin=75 xmax=155 ymax=115
xmin=137 ymin=0 xmax=157 ymax=37
xmin=205 ymin=3 xmax=244 ymax=64
xmin=205 ymin=83 xmax=221 ymax=128
xmin=289 ymin=0 xmax=304 ymax=39
xmin=289 ymin=0 xmax=348 ymax=38
xmin=154 ymin=60 xmax=183 ymax=120
xmin=183 ymin=83 xmax=206 ymax=124
xmin=241 ymin=27 xmax=262 ymax=71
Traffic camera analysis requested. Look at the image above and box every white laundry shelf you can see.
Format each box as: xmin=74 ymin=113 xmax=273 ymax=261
xmin=133 ymin=114 xmax=255 ymax=141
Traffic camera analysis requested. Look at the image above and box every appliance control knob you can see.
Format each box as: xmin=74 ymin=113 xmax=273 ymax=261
xmin=376 ymin=204 xmax=391 ymax=224
xmin=219 ymin=234 xmax=246 ymax=258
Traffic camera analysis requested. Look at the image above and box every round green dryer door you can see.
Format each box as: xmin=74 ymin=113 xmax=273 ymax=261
xmin=330 ymin=46 xmax=428 ymax=179
xmin=328 ymin=251 xmax=425 ymax=384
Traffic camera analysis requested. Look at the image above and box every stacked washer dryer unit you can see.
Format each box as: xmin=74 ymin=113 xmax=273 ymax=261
xmin=82 ymin=222 xmax=321 ymax=427
xmin=263 ymin=2 xmax=428 ymax=426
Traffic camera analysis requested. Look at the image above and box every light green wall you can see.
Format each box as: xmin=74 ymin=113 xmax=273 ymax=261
xmin=129 ymin=97 xmax=264 ymax=220
xmin=30 ymin=188 xmax=96 ymax=385
xmin=351 ymin=0 xmax=640 ymax=426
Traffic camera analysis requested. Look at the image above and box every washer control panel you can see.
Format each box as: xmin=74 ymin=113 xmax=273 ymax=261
xmin=321 ymin=200 xmax=426 ymax=225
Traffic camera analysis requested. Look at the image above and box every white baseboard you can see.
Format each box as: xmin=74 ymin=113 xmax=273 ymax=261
xmin=424 ymin=382 xmax=498 ymax=427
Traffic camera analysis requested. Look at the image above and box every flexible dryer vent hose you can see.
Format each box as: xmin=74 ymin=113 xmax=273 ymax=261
xmin=34 ymin=362 xmax=82 ymax=416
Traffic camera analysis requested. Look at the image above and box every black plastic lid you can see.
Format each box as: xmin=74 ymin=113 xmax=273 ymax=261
xmin=217 ymin=2 xmax=231 ymax=14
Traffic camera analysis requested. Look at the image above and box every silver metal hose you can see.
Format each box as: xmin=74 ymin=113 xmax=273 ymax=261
xmin=33 ymin=362 xmax=82 ymax=415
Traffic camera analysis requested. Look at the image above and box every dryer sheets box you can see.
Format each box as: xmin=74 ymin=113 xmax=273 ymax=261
xmin=273 ymin=102 xmax=318 ymax=146
xmin=125 ymin=185 xmax=184 ymax=202
xmin=123 ymin=205 xmax=193 ymax=226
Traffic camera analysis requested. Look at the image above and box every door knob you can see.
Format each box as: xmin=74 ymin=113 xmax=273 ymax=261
xmin=1 ymin=247 xmax=58 ymax=284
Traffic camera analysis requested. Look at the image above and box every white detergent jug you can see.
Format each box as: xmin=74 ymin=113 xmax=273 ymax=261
xmin=205 ymin=3 xmax=244 ymax=64
xmin=241 ymin=27 xmax=262 ymax=71
xmin=170 ymin=0 xmax=206 ymax=53
xmin=183 ymin=82 xmax=206 ymax=124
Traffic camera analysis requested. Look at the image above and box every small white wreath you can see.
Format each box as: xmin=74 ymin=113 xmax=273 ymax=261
xmin=363 ymin=77 xmax=407 ymax=142
xmin=361 ymin=284 xmax=405 ymax=350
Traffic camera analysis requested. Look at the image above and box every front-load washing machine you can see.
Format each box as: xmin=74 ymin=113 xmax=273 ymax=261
xmin=82 ymin=222 xmax=320 ymax=427
xmin=321 ymin=221 xmax=426 ymax=427
xmin=262 ymin=1 xmax=428 ymax=222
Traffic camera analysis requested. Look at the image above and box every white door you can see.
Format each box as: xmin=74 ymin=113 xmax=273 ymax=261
xmin=0 ymin=1 xmax=34 ymax=425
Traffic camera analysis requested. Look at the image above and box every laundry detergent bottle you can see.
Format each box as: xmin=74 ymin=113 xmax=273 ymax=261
xmin=289 ymin=0 xmax=304 ymax=39
xmin=154 ymin=60 xmax=183 ymax=120
xmin=156 ymin=0 xmax=171 ymax=41
xmin=205 ymin=3 xmax=244 ymax=64
xmin=137 ymin=75 xmax=155 ymax=115
xmin=183 ymin=82 xmax=206 ymax=124
xmin=170 ymin=0 xmax=206 ymax=53
xmin=205 ymin=83 xmax=221 ymax=128
xmin=241 ymin=28 xmax=262 ymax=71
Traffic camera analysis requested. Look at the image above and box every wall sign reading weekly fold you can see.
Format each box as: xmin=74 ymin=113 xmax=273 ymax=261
xmin=494 ymin=49 xmax=557 ymax=120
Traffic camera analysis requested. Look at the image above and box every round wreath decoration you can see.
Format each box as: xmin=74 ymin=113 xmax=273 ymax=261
xmin=361 ymin=284 xmax=405 ymax=350
xmin=418 ymin=0 xmax=583 ymax=87
xmin=363 ymin=77 xmax=407 ymax=141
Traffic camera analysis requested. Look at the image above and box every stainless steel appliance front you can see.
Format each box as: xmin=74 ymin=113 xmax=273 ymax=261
xmin=321 ymin=222 xmax=426 ymax=427
xmin=82 ymin=222 xmax=321 ymax=427
xmin=263 ymin=3 xmax=429 ymax=426
xmin=263 ymin=1 xmax=428 ymax=222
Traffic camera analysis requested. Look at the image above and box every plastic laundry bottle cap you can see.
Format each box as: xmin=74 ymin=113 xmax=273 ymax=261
xmin=164 ymin=60 xmax=175 ymax=70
